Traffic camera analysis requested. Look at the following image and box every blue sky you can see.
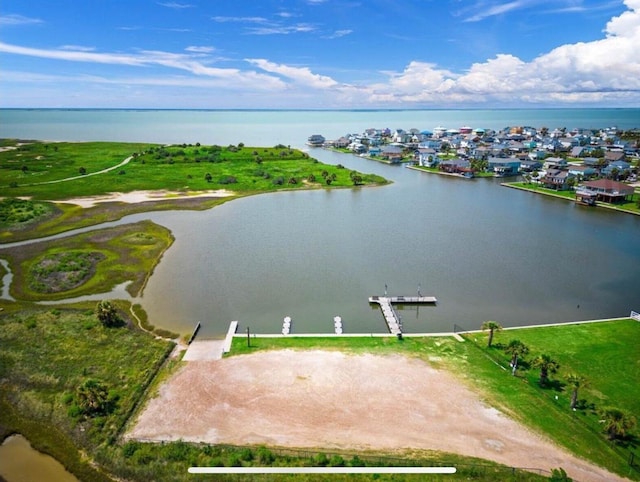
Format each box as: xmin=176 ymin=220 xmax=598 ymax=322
xmin=1 ymin=0 xmax=639 ymax=109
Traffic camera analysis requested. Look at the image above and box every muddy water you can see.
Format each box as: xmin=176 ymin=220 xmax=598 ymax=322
xmin=0 ymin=434 xmax=78 ymax=482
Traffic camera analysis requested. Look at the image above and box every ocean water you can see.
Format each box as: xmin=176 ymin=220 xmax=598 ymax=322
xmin=1 ymin=108 xmax=638 ymax=148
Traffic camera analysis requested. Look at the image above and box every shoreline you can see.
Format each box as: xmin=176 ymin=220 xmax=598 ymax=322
xmin=224 ymin=315 xmax=632 ymax=341
xmin=503 ymin=182 xmax=640 ymax=216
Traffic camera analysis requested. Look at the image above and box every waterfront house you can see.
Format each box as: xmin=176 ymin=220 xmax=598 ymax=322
xmin=333 ymin=136 xmax=350 ymax=148
xmin=307 ymin=134 xmax=325 ymax=147
xmin=380 ymin=145 xmax=404 ymax=163
xmin=415 ymin=148 xmax=439 ymax=167
xmin=439 ymin=158 xmax=473 ymax=176
xmin=488 ymin=158 xmax=521 ymax=177
xmin=540 ymin=169 xmax=575 ymax=190
xmin=578 ymin=179 xmax=635 ymax=203
xmin=519 ymin=159 xmax=543 ymax=172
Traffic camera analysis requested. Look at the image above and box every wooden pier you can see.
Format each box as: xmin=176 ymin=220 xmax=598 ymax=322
xmin=369 ymin=295 xmax=437 ymax=335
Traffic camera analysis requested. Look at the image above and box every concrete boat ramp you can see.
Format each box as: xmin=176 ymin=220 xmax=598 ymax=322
xmin=183 ymin=321 xmax=238 ymax=361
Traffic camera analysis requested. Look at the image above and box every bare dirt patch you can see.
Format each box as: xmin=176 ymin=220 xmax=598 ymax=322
xmin=59 ymin=189 xmax=234 ymax=208
xmin=128 ymin=350 xmax=624 ymax=482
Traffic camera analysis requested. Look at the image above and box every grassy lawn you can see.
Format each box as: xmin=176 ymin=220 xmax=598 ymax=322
xmin=460 ymin=320 xmax=639 ymax=479
xmin=411 ymin=165 xmax=495 ymax=178
xmin=228 ymin=319 xmax=640 ymax=480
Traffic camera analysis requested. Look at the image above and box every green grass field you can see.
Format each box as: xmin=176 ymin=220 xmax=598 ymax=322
xmin=1 ymin=140 xmax=387 ymax=200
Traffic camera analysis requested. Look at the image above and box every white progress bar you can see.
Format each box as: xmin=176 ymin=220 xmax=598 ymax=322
xmin=189 ymin=467 xmax=456 ymax=474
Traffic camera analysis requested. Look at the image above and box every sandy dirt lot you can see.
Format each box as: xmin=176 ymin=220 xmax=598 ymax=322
xmin=128 ymin=350 xmax=624 ymax=481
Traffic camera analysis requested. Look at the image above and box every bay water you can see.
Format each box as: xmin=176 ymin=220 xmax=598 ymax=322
xmin=1 ymin=109 xmax=639 ymax=337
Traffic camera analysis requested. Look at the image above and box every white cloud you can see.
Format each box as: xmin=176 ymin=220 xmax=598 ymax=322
xmin=361 ymin=0 xmax=640 ymax=105
xmin=0 ymin=13 xmax=43 ymax=26
xmin=463 ymin=0 xmax=537 ymax=22
xmin=185 ymin=46 xmax=215 ymax=53
xmin=0 ymin=42 xmax=146 ymax=66
xmin=326 ymin=29 xmax=353 ymax=39
xmin=246 ymin=58 xmax=339 ymax=88
xmin=59 ymin=45 xmax=96 ymax=52
xmin=158 ymin=2 xmax=193 ymax=9
xmin=0 ymin=42 xmax=286 ymax=91
xmin=211 ymin=16 xmax=268 ymax=23
xmin=245 ymin=23 xmax=317 ymax=35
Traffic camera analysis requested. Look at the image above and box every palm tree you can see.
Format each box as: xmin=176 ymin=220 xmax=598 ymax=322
xmin=504 ymin=339 xmax=528 ymax=375
xmin=76 ymin=379 xmax=109 ymax=416
xmin=566 ymin=373 xmax=588 ymax=410
xmin=532 ymin=354 xmax=560 ymax=387
xmin=481 ymin=321 xmax=502 ymax=348
xmin=599 ymin=407 xmax=637 ymax=441
xmin=95 ymin=300 xmax=122 ymax=328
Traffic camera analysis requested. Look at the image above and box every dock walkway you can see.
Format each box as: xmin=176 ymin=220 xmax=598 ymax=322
xmin=369 ymin=295 xmax=437 ymax=335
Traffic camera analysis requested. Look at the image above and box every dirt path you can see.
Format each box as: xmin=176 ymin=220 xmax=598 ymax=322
xmin=28 ymin=156 xmax=134 ymax=186
xmin=127 ymin=350 xmax=625 ymax=481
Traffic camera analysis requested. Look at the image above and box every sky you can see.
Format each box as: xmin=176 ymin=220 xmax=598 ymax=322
xmin=0 ymin=0 xmax=639 ymax=109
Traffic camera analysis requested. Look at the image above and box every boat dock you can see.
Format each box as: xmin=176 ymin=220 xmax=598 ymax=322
xmin=369 ymin=295 xmax=437 ymax=335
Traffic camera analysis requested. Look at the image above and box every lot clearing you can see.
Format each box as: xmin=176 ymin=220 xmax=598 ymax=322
xmin=127 ymin=349 xmax=625 ymax=482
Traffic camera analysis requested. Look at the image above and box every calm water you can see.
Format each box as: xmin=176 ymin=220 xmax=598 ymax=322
xmin=1 ymin=108 xmax=639 ymax=146
xmin=1 ymin=109 xmax=639 ymax=336
xmin=0 ymin=434 xmax=78 ymax=482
